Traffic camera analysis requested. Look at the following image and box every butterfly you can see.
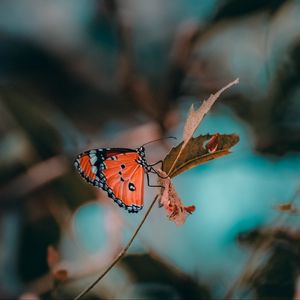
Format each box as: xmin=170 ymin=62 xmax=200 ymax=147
xmin=74 ymin=145 xmax=164 ymax=213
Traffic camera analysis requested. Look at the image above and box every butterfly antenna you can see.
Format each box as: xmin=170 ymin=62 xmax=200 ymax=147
xmin=142 ymin=136 xmax=177 ymax=147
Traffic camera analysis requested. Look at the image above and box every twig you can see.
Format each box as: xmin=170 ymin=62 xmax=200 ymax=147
xmin=73 ymin=194 xmax=159 ymax=300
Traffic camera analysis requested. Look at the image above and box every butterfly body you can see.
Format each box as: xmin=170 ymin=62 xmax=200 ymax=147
xmin=74 ymin=146 xmax=153 ymax=213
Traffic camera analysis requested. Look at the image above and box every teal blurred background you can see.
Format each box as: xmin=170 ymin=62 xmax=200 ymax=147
xmin=0 ymin=1 xmax=300 ymax=299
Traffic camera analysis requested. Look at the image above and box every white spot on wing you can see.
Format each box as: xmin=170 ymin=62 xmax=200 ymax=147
xmin=90 ymin=156 xmax=97 ymax=165
xmin=92 ymin=166 xmax=97 ymax=174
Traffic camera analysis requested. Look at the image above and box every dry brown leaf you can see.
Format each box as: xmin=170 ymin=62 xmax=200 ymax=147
xmin=163 ymin=133 xmax=239 ymax=178
xmin=182 ymin=78 xmax=239 ymax=146
xmin=274 ymin=202 xmax=299 ymax=214
xmin=156 ymin=80 xmax=239 ymax=225
xmin=167 ymin=78 xmax=239 ymax=175
xmin=158 ymin=169 xmax=195 ymax=225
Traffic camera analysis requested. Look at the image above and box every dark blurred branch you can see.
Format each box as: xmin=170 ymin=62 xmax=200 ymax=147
xmin=212 ymin=0 xmax=287 ymax=22
xmin=0 ymin=155 xmax=68 ymax=207
xmin=104 ymin=0 xmax=200 ymax=132
xmin=253 ymin=39 xmax=300 ymax=154
xmin=224 ymin=187 xmax=300 ymax=299
xmin=158 ymin=22 xmax=201 ymax=127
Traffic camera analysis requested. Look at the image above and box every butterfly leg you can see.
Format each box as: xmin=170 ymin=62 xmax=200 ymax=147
xmin=149 ymin=160 xmax=163 ymax=168
xmin=148 ymin=161 xmax=169 ymax=179
xmin=146 ymin=171 xmax=166 ymax=209
xmin=146 ymin=172 xmax=164 ymax=188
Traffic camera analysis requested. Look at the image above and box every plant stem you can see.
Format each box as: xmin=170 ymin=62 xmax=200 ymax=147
xmin=167 ymin=143 xmax=185 ymax=177
xmin=73 ymin=195 xmax=159 ymax=300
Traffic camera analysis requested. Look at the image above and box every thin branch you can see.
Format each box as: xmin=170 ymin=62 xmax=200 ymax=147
xmin=73 ymin=194 xmax=159 ymax=300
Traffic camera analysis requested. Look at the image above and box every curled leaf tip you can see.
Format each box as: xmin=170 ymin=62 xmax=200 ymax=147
xmin=205 ymin=133 xmax=220 ymax=153
xmin=184 ymin=205 xmax=196 ymax=214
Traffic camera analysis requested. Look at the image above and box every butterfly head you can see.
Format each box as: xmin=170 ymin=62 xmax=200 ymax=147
xmin=137 ymin=146 xmax=145 ymax=157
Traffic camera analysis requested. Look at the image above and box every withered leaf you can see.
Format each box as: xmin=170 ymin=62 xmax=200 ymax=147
xmin=163 ymin=133 xmax=239 ymax=178
xmin=157 ymin=169 xmax=195 ymax=226
xmin=275 ymin=202 xmax=299 ymax=214
xmin=167 ymin=78 xmax=239 ymax=175
xmin=182 ymin=78 xmax=239 ymax=148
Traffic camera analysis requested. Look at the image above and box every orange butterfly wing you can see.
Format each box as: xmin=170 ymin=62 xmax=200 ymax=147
xmin=77 ymin=154 xmax=97 ymax=183
xmin=75 ymin=150 xmax=145 ymax=213
xmin=103 ymin=152 xmax=144 ymax=209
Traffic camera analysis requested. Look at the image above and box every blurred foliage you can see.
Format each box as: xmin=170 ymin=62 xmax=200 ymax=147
xmin=121 ymin=253 xmax=211 ymax=299
xmin=0 ymin=0 xmax=299 ymax=299
xmin=236 ymin=227 xmax=300 ymax=300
